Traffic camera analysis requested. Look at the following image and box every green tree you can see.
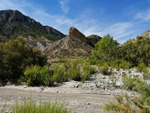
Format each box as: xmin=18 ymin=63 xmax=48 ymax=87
xmin=91 ymin=34 xmax=118 ymax=63
xmin=0 ymin=37 xmax=47 ymax=80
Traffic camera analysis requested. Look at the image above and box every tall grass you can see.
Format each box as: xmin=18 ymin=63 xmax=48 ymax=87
xmin=11 ymin=98 xmax=70 ymax=113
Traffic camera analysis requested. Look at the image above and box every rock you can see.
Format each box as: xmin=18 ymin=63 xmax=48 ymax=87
xmin=68 ymin=27 xmax=87 ymax=43
xmin=115 ymin=80 xmax=123 ymax=88
xmin=101 ymin=75 xmax=106 ymax=79
xmin=86 ymin=35 xmax=102 ymax=47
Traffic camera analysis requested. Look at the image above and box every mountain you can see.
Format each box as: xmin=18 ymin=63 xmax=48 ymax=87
xmin=0 ymin=10 xmax=65 ymax=49
xmin=0 ymin=10 xmax=102 ymax=59
xmin=45 ymin=27 xmax=101 ymax=59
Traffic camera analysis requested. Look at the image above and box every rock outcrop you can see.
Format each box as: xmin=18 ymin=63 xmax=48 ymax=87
xmin=68 ymin=27 xmax=88 ymax=43
xmin=87 ymin=35 xmax=102 ymax=47
xmin=68 ymin=27 xmax=101 ymax=47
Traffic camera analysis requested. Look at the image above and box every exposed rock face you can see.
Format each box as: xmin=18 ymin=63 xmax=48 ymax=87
xmin=68 ymin=27 xmax=101 ymax=47
xmin=68 ymin=27 xmax=88 ymax=43
xmin=87 ymin=35 xmax=102 ymax=47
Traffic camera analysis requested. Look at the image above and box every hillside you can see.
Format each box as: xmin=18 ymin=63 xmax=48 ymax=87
xmin=0 ymin=10 xmax=65 ymax=50
xmin=45 ymin=27 xmax=101 ymax=59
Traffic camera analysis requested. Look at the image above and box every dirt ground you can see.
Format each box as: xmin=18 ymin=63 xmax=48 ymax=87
xmin=0 ymin=84 xmax=114 ymax=113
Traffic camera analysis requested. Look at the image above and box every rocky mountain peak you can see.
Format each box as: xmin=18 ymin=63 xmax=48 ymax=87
xmin=68 ymin=27 xmax=88 ymax=43
xmin=0 ymin=10 xmax=25 ymax=24
xmin=68 ymin=27 xmax=101 ymax=47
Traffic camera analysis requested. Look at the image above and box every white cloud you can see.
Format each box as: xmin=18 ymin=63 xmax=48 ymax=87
xmin=134 ymin=9 xmax=150 ymax=22
xmin=59 ymin=0 xmax=70 ymax=14
xmin=104 ymin=22 xmax=134 ymax=40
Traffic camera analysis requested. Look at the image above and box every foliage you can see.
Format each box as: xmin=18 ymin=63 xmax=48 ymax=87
xmin=68 ymin=61 xmax=81 ymax=81
xmin=104 ymin=79 xmax=150 ymax=113
xmin=0 ymin=37 xmax=47 ymax=80
xmin=122 ymin=75 xmax=138 ymax=90
xmin=12 ymin=98 xmax=70 ymax=113
xmin=52 ymin=64 xmax=67 ymax=83
xmin=137 ymin=63 xmax=147 ymax=73
xmin=19 ymin=65 xmax=53 ymax=86
xmin=99 ymin=63 xmax=109 ymax=75
xmin=91 ymin=35 xmax=150 ymax=68
xmin=91 ymin=34 xmax=118 ymax=64
xmin=82 ymin=63 xmax=95 ymax=81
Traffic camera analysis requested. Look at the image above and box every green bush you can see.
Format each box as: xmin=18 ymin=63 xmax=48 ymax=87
xmin=137 ymin=63 xmax=147 ymax=73
xmin=19 ymin=65 xmax=53 ymax=86
xmin=68 ymin=61 xmax=81 ymax=81
xmin=119 ymin=60 xmax=131 ymax=69
xmin=0 ymin=37 xmax=47 ymax=80
xmin=82 ymin=63 xmax=95 ymax=81
xmin=99 ymin=63 xmax=109 ymax=75
xmin=122 ymin=75 xmax=143 ymax=90
xmin=52 ymin=64 xmax=67 ymax=83
xmin=110 ymin=60 xmax=131 ymax=70
xmin=12 ymin=98 xmax=70 ymax=113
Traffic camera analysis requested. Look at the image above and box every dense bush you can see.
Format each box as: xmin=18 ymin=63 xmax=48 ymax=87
xmin=68 ymin=61 xmax=81 ymax=81
xmin=110 ymin=60 xmax=131 ymax=70
xmin=91 ymin=34 xmax=118 ymax=64
xmin=52 ymin=64 xmax=67 ymax=83
xmin=91 ymin=35 xmax=150 ymax=69
xmin=19 ymin=65 xmax=53 ymax=86
xmin=0 ymin=37 xmax=47 ymax=80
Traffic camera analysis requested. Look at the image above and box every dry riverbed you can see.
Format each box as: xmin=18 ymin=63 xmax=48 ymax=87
xmin=0 ymin=83 xmax=115 ymax=113
xmin=0 ymin=70 xmax=140 ymax=113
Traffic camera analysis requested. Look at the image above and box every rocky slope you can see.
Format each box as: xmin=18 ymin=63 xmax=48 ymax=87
xmin=44 ymin=27 xmax=101 ymax=59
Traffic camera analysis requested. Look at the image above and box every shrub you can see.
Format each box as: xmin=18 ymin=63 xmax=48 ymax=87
xmin=0 ymin=37 xmax=47 ymax=80
xmin=119 ymin=60 xmax=131 ymax=69
xmin=12 ymin=98 xmax=70 ymax=113
xmin=122 ymin=75 xmax=137 ymax=90
xmin=68 ymin=61 xmax=81 ymax=81
xmin=82 ymin=63 xmax=95 ymax=81
xmin=99 ymin=63 xmax=109 ymax=75
xmin=52 ymin=64 xmax=67 ymax=83
xmin=19 ymin=65 xmax=53 ymax=86
xmin=137 ymin=63 xmax=147 ymax=73
xmin=110 ymin=60 xmax=131 ymax=70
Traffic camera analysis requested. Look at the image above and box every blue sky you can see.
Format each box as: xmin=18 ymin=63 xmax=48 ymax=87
xmin=0 ymin=0 xmax=150 ymax=43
